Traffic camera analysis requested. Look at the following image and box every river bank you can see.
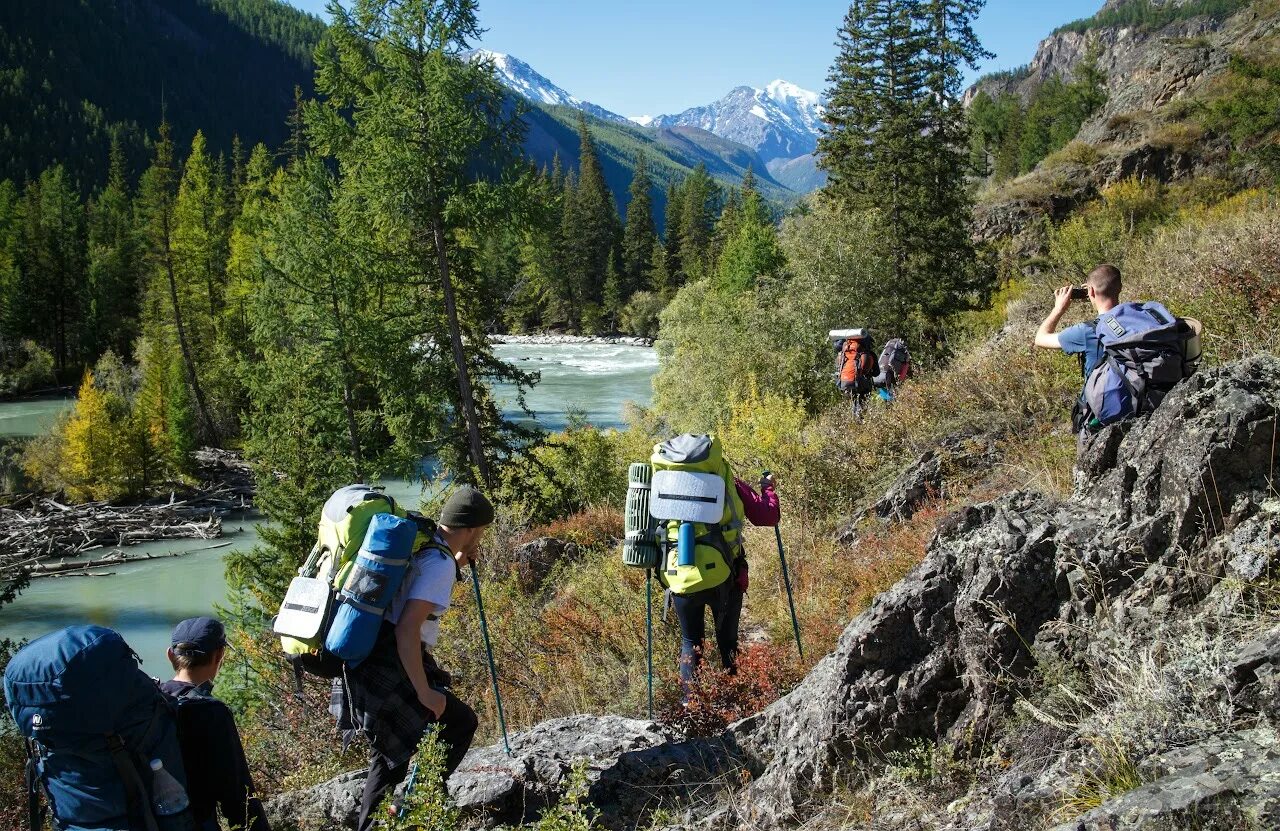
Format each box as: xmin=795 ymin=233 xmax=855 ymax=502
xmin=491 ymin=333 xmax=653 ymax=347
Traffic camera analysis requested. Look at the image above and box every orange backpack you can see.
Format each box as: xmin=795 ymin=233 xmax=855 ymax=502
xmin=837 ymin=338 xmax=876 ymax=393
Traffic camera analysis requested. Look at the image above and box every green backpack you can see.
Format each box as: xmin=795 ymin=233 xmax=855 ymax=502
xmin=275 ymin=485 xmax=418 ymax=675
xmin=649 ymin=434 xmax=745 ymax=595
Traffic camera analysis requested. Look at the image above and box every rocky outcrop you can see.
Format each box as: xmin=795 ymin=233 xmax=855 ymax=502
xmin=1050 ymin=729 xmax=1280 ymax=831
xmin=278 ymin=357 xmax=1280 ymax=830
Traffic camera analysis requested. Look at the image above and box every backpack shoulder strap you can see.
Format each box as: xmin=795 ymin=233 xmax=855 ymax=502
xmin=23 ymin=740 xmax=44 ymax=831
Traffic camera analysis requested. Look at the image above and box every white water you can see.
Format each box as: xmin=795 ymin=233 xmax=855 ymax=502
xmin=0 ymin=343 xmax=658 ymax=669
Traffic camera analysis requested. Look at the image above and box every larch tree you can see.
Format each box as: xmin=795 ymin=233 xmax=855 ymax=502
xmin=137 ymin=122 xmax=221 ymax=447
xmin=311 ymin=0 xmax=534 ymax=487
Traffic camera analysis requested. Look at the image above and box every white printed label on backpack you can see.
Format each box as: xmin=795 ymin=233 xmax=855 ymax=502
xmin=31 ymin=713 xmax=43 ymax=729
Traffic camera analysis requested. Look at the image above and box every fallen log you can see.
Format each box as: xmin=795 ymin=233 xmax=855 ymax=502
xmin=28 ymin=541 xmax=234 ymax=578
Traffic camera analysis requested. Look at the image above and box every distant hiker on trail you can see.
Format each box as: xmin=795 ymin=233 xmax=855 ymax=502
xmin=833 ymin=329 xmax=878 ymax=418
xmin=648 ymin=434 xmax=779 ymax=697
xmin=1034 ymin=263 xmax=1201 ymax=434
xmin=162 ymin=616 xmax=272 ymax=831
xmin=335 ymin=486 xmax=491 ymax=831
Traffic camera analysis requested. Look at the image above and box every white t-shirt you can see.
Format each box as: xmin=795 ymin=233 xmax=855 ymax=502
xmin=387 ymin=535 xmax=458 ymax=648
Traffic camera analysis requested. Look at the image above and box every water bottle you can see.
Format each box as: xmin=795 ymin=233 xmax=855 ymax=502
xmin=677 ymin=521 xmax=696 ymax=567
xmin=149 ymin=758 xmax=190 ymax=816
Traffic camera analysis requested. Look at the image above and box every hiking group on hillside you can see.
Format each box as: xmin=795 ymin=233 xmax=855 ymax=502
xmin=5 ymin=260 xmax=1206 ymax=831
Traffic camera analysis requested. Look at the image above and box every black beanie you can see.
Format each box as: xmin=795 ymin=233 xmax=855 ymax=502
xmin=439 ymin=486 xmax=495 ymax=528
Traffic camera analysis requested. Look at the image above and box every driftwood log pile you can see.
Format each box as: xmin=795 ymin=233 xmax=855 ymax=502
xmin=1 ymin=447 xmax=257 ymax=581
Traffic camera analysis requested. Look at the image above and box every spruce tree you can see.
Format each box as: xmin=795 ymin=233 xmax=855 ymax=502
xmin=621 ymin=153 xmax=656 ymax=298
xmin=17 ymin=166 xmax=85 ymax=374
xmin=662 ymin=182 xmax=685 ymax=288
xmin=86 ymin=140 xmax=140 ymax=360
xmin=568 ymin=115 xmax=621 ymax=310
xmin=677 ymin=163 xmax=720 ymax=281
xmin=822 ymin=0 xmax=994 ymax=346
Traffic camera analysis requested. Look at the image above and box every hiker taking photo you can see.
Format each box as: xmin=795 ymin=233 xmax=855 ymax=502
xmin=1034 ymin=263 xmax=1201 ymax=434
xmin=336 ymin=486 xmax=491 ymax=831
xmin=162 ymin=617 xmax=272 ymax=831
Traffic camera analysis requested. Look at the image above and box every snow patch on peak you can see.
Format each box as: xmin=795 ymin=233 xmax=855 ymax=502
xmin=765 ymin=79 xmax=821 ymax=108
xmin=630 ymin=115 xmax=654 ymax=126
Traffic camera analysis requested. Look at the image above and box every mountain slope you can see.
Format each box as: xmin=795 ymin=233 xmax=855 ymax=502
xmin=0 ymin=0 xmax=324 ymax=188
xmin=467 ymin=50 xmax=630 ymax=125
xmin=523 ymin=105 xmax=797 ymax=225
xmin=650 ymin=80 xmax=827 ymax=191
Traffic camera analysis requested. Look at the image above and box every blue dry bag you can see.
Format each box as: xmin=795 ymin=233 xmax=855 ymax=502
xmin=4 ymin=625 xmax=194 ymax=831
xmin=325 ymin=513 xmax=419 ymax=666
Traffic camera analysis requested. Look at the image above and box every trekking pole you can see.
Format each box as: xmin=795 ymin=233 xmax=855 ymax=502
xmin=645 ymin=569 xmax=654 ymax=720
xmin=773 ymin=523 xmax=804 ymax=661
xmin=390 ymin=761 xmax=419 ymax=817
xmin=470 ymin=562 xmax=512 ymax=756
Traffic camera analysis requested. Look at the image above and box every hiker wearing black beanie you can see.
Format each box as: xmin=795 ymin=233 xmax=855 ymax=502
xmin=346 ymin=486 xmax=494 ymax=831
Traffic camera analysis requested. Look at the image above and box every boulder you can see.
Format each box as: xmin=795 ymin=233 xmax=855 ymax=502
xmin=872 ymin=430 xmax=1000 ymax=521
xmin=511 ymin=537 xmax=582 ymax=592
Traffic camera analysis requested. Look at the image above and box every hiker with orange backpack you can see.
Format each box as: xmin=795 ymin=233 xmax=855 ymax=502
xmin=832 ymin=329 xmax=878 ymax=417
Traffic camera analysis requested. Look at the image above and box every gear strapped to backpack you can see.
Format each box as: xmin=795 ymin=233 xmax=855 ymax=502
xmin=648 ymin=434 xmax=746 ymax=595
xmin=835 ymin=336 xmax=877 ymax=394
xmin=273 ymin=485 xmax=437 ymax=687
xmin=4 ymin=625 xmax=196 ymax=831
xmin=1082 ymin=301 xmax=1202 ymax=428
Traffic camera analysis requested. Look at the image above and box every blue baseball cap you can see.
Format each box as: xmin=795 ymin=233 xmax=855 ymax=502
xmin=170 ymin=617 xmax=227 ymax=654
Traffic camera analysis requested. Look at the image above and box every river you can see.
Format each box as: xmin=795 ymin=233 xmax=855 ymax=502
xmin=0 ymin=342 xmax=658 ymax=670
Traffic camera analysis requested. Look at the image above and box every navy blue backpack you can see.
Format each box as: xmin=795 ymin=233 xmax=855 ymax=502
xmin=4 ymin=625 xmax=195 ymax=831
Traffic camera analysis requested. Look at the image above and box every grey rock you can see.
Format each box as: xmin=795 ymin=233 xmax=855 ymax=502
xmin=873 ymin=431 xmax=1000 ymax=522
xmin=265 ymin=769 xmax=365 ymax=831
xmin=1050 ymin=729 xmax=1280 ymax=831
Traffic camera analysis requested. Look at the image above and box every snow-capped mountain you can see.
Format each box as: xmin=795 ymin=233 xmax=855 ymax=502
xmin=466 ymin=50 xmax=630 ymax=125
xmin=648 ymin=81 xmax=825 ymax=167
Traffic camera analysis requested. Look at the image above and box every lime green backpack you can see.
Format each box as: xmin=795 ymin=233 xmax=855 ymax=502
xmin=276 ymin=485 xmax=412 ymax=668
xmin=649 ymin=434 xmax=745 ymax=595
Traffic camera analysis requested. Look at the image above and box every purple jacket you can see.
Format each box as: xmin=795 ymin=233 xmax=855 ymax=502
xmin=734 ymin=479 xmax=780 ymax=527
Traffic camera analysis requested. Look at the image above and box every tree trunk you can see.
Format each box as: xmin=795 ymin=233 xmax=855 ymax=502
xmin=161 ymin=213 xmax=220 ymax=448
xmin=432 ymin=215 xmax=491 ymax=488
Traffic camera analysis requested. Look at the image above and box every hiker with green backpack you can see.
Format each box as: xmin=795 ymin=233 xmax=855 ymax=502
xmin=336 ymin=487 xmax=491 ymax=831
xmin=632 ymin=434 xmax=780 ymax=696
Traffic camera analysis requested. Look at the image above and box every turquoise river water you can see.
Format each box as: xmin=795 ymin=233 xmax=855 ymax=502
xmin=0 ymin=342 xmax=657 ymax=670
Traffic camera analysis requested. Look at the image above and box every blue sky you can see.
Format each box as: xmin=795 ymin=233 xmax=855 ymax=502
xmin=285 ymin=0 xmax=1103 ymax=116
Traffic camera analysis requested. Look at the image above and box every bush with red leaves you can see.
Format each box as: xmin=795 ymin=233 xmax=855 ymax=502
xmin=656 ymin=641 xmax=804 ymax=737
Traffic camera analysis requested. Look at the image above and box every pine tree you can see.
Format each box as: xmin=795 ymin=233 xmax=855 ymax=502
xmin=648 ymin=237 xmax=670 ymax=298
xmin=620 ymin=153 xmax=656 ymax=299
xmin=136 ymin=121 xmax=221 ymax=447
xmin=86 ymin=140 xmax=140 ymax=360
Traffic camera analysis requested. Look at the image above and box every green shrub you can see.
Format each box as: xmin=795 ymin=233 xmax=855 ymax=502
xmin=383 ymin=728 xmax=460 ymax=831
xmin=0 ymin=339 xmax=55 ymax=395
xmin=496 ymin=418 xmax=627 ymax=526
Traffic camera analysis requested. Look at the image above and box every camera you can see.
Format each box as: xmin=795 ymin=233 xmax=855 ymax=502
xmin=1069 ymin=286 xmax=1089 ymax=300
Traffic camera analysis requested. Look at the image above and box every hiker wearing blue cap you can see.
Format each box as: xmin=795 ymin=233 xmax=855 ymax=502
xmin=161 ymin=617 xmax=272 ymax=831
